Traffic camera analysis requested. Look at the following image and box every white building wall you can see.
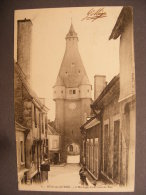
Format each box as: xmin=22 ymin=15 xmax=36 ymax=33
xmin=79 ymin=85 xmax=92 ymax=99
xmin=119 ymin=20 xmax=135 ymax=101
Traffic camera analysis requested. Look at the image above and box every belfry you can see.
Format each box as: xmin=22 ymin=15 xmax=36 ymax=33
xmin=53 ymin=23 xmax=92 ymax=163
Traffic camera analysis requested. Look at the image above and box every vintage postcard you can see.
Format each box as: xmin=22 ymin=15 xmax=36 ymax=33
xmin=14 ymin=6 xmax=136 ymax=192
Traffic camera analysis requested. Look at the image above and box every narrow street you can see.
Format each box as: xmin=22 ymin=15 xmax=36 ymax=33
xmin=48 ymin=164 xmax=91 ymax=187
xmin=20 ymin=163 xmax=120 ymax=192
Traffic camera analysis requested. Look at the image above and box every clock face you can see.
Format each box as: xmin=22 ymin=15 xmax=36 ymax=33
xmin=69 ymin=103 xmax=76 ymax=110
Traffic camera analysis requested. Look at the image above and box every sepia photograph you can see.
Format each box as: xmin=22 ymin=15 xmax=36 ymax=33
xmin=14 ymin=6 xmax=136 ymax=192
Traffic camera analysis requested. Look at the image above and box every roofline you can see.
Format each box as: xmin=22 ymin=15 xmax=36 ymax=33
xmin=17 ymin=18 xmax=32 ymax=24
xmin=94 ymin=75 xmax=106 ymax=78
xmin=91 ymin=74 xmax=119 ymax=107
xmin=15 ymin=62 xmax=49 ymax=111
xmin=48 ymin=124 xmax=60 ymax=135
xmin=15 ymin=121 xmax=30 ymax=132
xmin=80 ymin=115 xmax=96 ymax=130
xmin=109 ymin=6 xmax=133 ymax=40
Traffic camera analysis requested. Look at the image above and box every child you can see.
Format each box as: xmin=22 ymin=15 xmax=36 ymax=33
xmin=79 ymin=166 xmax=88 ymax=186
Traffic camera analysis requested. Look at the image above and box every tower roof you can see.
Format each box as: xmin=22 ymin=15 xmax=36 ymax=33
xmin=66 ymin=23 xmax=78 ymax=39
xmin=54 ymin=76 xmax=64 ymax=86
xmin=54 ymin=23 xmax=91 ymax=88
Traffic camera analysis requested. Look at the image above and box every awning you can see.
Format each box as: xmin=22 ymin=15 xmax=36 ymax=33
xmin=84 ymin=118 xmax=100 ymax=130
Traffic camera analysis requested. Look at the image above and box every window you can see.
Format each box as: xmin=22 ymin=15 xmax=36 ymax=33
xmin=52 ymin=140 xmax=58 ymax=149
xmin=103 ymin=124 xmax=109 ymax=174
xmin=113 ymin=120 xmax=120 ymax=181
xmin=20 ymin=141 xmax=24 ymax=163
xmin=54 ymin=91 xmax=56 ymax=94
xmin=61 ymin=90 xmax=63 ymax=94
xmin=87 ymin=89 xmax=90 ymax=93
xmin=69 ymin=90 xmax=72 ymax=94
xmin=73 ymin=90 xmax=76 ymax=94
xmin=69 ymin=145 xmax=73 ymax=152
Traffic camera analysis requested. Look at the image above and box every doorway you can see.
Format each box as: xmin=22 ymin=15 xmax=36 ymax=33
xmin=113 ymin=120 xmax=120 ymax=182
xmin=66 ymin=143 xmax=80 ymax=163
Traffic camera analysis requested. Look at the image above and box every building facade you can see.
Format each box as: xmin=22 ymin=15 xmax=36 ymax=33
xmin=109 ymin=6 xmax=136 ymax=188
xmin=91 ymin=75 xmax=120 ymax=184
xmin=15 ymin=122 xmax=29 ymax=184
xmin=15 ymin=19 xmax=49 ymax=185
xmin=47 ymin=124 xmax=61 ymax=165
xmin=81 ymin=7 xmax=136 ymax=189
xmin=81 ymin=75 xmax=120 ymax=182
xmin=53 ymin=23 xmax=92 ymax=163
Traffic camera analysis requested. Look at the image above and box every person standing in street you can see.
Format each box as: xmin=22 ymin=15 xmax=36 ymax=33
xmin=79 ymin=166 xmax=88 ymax=186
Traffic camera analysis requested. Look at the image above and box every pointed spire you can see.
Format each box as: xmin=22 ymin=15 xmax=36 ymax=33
xmin=66 ymin=22 xmax=78 ymax=39
xmin=54 ymin=23 xmax=91 ymax=88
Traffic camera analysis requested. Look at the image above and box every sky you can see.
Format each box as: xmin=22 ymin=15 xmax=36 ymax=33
xmin=14 ymin=6 xmax=122 ymax=120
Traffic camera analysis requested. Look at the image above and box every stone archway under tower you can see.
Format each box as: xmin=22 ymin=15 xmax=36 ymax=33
xmin=66 ymin=143 xmax=80 ymax=164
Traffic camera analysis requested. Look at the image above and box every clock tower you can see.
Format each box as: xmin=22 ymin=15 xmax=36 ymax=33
xmin=53 ymin=23 xmax=92 ymax=163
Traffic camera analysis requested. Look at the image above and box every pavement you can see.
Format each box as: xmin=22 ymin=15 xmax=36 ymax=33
xmin=19 ymin=163 xmax=121 ymax=192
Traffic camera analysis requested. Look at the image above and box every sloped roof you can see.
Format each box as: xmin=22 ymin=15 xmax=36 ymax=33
xmin=15 ymin=62 xmax=49 ymax=112
xmin=109 ymin=6 xmax=133 ymax=40
xmin=66 ymin=23 xmax=78 ymax=39
xmin=48 ymin=124 xmax=59 ymax=135
xmin=54 ymin=76 xmax=64 ymax=87
xmin=91 ymin=74 xmax=120 ymax=108
xmin=54 ymin=23 xmax=91 ymax=88
xmin=15 ymin=121 xmax=29 ymax=132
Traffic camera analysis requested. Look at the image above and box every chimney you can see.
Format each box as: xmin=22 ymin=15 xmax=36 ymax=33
xmin=94 ymin=75 xmax=106 ymax=100
xmin=17 ymin=19 xmax=32 ymax=83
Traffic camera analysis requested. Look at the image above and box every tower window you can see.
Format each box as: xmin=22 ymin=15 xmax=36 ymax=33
xmin=73 ymin=90 xmax=76 ymax=94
